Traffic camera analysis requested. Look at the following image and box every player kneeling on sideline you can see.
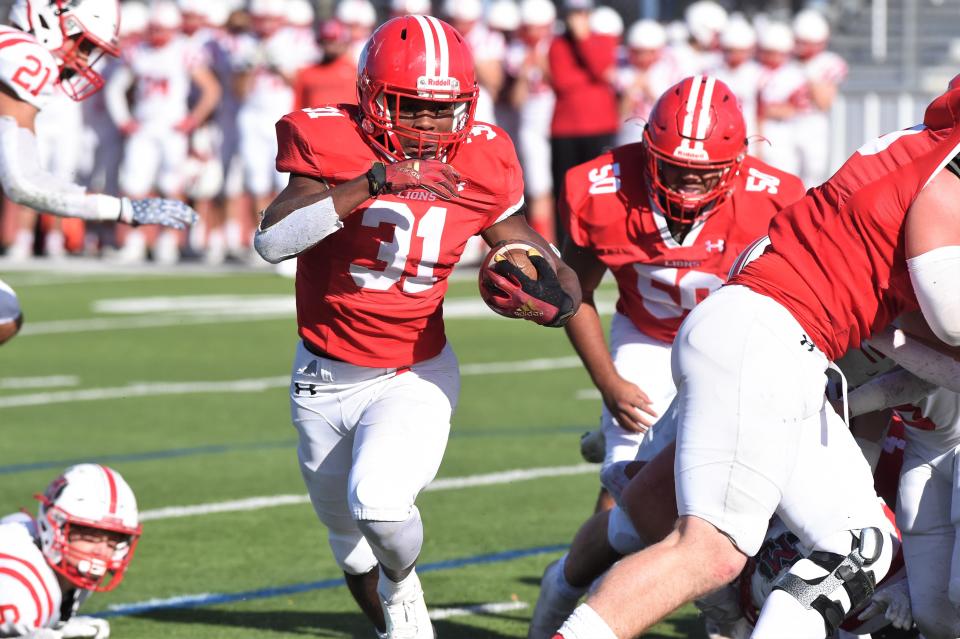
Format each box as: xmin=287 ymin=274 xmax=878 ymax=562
xmin=0 ymin=464 xmax=142 ymax=638
xmin=254 ymin=15 xmax=580 ymax=639
xmin=0 ymin=0 xmax=196 ymax=246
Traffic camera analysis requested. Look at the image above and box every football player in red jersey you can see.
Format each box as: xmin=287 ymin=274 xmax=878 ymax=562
xmin=548 ymin=71 xmax=960 ymax=639
xmin=253 ymin=15 xmax=580 ymax=639
xmin=528 ymin=75 xmax=805 ymax=639
xmin=0 ymin=0 xmax=196 ymax=254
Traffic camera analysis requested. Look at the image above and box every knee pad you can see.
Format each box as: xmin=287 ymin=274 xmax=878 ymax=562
xmin=606 ymin=506 xmax=646 ymax=555
xmin=356 ymin=506 xmax=424 ymax=573
xmin=328 ymin=529 xmax=378 ymax=575
xmin=772 ymin=527 xmax=889 ymax=636
xmin=351 ymin=473 xmax=416 ymax=522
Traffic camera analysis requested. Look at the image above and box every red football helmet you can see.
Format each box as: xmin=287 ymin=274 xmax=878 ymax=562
xmin=949 ymin=74 xmax=960 ymax=92
xmin=357 ymin=15 xmax=479 ymax=161
xmin=643 ymin=75 xmax=747 ymax=224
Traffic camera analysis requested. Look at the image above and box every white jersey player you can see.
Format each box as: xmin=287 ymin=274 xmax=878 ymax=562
xmin=0 ymin=0 xmax=196 ymax=251
xmin=233 ymin=1 xmax=307 ymax=218
xmin=755 ymin=22 xmax=807 ymax=175
xmin=710 ymin=19 xmax=763 ymax=139
xmin=106 ymin=2 xmax=220 ymax=200
xmin=504 ymin=0 xmax=558 ymax=241
xmin=0 ymin=464 xmax=141 ymax=638
xmin=615 ymin=20 xmax=683 ymax=146
xmin=892 ymin=387 xmax=960 ymax=638
xmin=791 ymin=10 xmax=848 ymax=187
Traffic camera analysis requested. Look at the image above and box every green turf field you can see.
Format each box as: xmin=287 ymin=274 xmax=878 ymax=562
xmin=0 ymin=267 xmax=703 ymax=638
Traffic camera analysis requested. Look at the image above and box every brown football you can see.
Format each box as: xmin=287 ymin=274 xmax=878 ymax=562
xmin=483 ymin=241 xmax=541 ymax=281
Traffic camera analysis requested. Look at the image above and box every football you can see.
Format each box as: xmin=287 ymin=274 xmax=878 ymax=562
xmin=480 ymin=240 xmax=542 ymax=281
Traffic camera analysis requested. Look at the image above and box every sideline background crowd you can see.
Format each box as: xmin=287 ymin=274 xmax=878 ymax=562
xmin=0 ymin=0 xmax=847 ymax=264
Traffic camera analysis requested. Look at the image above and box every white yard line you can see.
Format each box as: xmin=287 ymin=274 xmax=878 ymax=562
xmin=0 ymin=375 xmax=79 ymax=389
xmin=0 ymin=356 xmax=584 ymax=409
xmin=429 ymin=600 xmax=528 ymax=620
xmin=17 ymin=298 xmax=616 ymax=337
xmin=139 ymin=463 xmax=596 ymax=522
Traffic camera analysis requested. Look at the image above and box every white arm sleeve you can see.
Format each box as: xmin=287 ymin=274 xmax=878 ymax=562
xmin=848 ymin=368 xmax=937 ymax=417
xmin=253 ymin=197 xmax=343 ymax=264
xmin=0 ymin=117 xmax=121 ymax=221
xmin=907 ymin=245 xmax=960 ymax=346
xmin=866 ymin=325 xmax=960 ymax=394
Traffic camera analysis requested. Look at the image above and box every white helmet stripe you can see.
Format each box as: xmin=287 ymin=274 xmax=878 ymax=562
xmin=413 ymin=14 xmax=437 ymax=77
xmin=681 ymin=75 xmax=703 ymax=138
xmin=694 ymin=75 xmax=716 ymax=140
xmin=424 ymin=15 xmax=449 ymax=78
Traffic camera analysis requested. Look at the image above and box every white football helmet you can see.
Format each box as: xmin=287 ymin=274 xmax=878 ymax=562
xmin=9 ymin=0 xmax=120 ymax=101
xmin=36 ymin=464 xmax=142 ymax=592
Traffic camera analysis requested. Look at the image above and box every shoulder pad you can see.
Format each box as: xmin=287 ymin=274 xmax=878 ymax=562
xmin=275 ymin=105 xmax=376 ymax=181
xmin=0 ymin=30 xmax=58 ymax=110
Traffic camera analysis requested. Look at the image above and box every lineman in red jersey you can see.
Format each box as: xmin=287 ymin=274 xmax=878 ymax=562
xmin=528 ymin=75 xmax=804 ymax=639
xmin=550 ymin=83 xmax=960 ymax=639
xmin=253 ymin=15 xmax=580 ymax=639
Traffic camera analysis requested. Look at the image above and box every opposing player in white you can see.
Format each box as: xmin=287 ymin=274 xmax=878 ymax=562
xmin=791 ymin=10 xmax=848 ymax=187
xmin=105 ymin=0 xmax=220 ymax=263
xmin=0 ymin=0 xmax=196 ymax=246
xmin=0 ymin=464 xmax=142 ymax=638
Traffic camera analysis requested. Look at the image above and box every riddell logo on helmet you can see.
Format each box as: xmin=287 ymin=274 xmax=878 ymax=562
xmin=672 ymin=143 xmax=711 ymax=161
xmin=417 ymin=76 xmax=460 ymax=93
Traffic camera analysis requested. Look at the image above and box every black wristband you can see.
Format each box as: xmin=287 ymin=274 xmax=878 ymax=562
xmin=366 ymin=161 xmax=387 ymax=196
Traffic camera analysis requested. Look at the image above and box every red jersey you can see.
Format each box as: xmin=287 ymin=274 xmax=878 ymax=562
xmin=730 ymin=89 xmax=960 ymax=361
xmin=562 ymin=143 xmax=805 ymax=344
xmin=276 ymin=105 xmax=525 ymax=368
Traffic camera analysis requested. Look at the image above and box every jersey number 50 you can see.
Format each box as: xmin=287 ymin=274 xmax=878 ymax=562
xmin=634 ymin=264 xmax=724 ymax=319
xmin=349 ymin=201 xmax=447 ymax=293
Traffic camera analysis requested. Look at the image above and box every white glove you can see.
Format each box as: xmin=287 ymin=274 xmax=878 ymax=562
xmin=119 ymin=197 xmax=198 ymax=230
xmin=857 ymin=579 xmax=913 ymax=630
xmin=53 ymin=616 xmax=110 ymax=639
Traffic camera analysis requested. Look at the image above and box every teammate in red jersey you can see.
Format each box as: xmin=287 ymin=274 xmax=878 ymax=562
xmin=549 ymin=79 xmax=960 ymax=639
xmin=253 ymin=15 xmax=580 ymax=639
xmin=528 ymin=75 xmax=805 ymax=639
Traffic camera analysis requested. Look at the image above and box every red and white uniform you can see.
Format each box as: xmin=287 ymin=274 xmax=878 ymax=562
xmin=0 ymin=514 xmax=62 ymax=635
xmin=275 ymin=105 xmax=525 ymax=570
xmin=793 ymin=50 xmax=848 ymax=186
xmin=667 ymin=93 xmax=960 ymax=563
xmin=563 ymin=145 xmax=804 ymax=465
xmin=278 ymin=105 xmax=524 ymax=368
xmin=757 ymin=61 xmax=808 ymax=176
xmin=732 ymin=91 xmax=960 ymax=362
xmin=0 ymin=26 xmax=59 ymax=110
xmin=893 ymin=388 xmax=960 ymax=638
xmin=111 ymin=35 xmax=203 ymax=196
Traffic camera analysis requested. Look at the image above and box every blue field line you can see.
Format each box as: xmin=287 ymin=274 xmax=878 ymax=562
xmin=0 ymin=427 xmax=586 ymax=476
xmin=98 ymin=544 xmax=567 ymax=618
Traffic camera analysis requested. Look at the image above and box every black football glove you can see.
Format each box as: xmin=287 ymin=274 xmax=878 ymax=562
xmin=480 ymin=253 xmax=575 ymax=327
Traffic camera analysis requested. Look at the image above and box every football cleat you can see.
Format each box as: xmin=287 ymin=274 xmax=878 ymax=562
xmin=379 ymin=580 xmax=435 ymax=639
xmin=528 ymin=560 xmax=582 ymax=639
